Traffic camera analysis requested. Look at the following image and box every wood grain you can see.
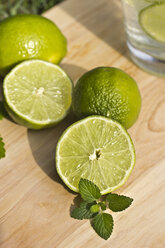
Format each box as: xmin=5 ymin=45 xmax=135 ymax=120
xmin=0 ymin=0 xmax=165 ymax=247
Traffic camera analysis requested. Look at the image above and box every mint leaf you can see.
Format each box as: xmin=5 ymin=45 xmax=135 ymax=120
xmin=0 ymin=136 xmax=5 ymax=159
xmin=71 ymin=179 xmax=134 ymax=240
xmin=106 ymin=193 xmax=133 ymax=212
xmin=71 ymin=201 xmax=97 ymax=220
xmin=98 ymin=201 xmax=106 ymax=211
xmin=79 ymin=178 xmax=101 ymax=203
xmin=0 ymin=101 xmax=8 ymax=120
xmin=90 ymin=204 xmax=100 ymax=213
xmin=92 ymin=213 xmax=113 ymax=240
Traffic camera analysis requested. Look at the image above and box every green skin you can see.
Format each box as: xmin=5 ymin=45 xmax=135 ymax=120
xmin=0 ymin=14 xmax=67 ymax=77
xmin=72 ymin=67 xmax=141 ymax=129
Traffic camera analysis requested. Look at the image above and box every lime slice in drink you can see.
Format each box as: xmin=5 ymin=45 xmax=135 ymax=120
xmin=56 ymin=116 xmax=136 ymax=194
xmin=125 ymin=0 xmax=133 ymax=6
xmin=139 ymin=4 xmax=165 ymax=43
xmin=3 ymin=60 xmax=72 ymax=129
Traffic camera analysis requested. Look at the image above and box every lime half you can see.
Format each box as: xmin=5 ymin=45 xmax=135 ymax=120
xmin=56 ymin=116 xmax=136 ymax=194
xmin=139 ymin=4 xmax=165 ymax=43
xmin=3 ymin=60 xmax=72 ymax=129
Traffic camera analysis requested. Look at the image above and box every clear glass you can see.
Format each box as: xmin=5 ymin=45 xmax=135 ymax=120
xmin=121 ymin=0 xmax=165 ymax=77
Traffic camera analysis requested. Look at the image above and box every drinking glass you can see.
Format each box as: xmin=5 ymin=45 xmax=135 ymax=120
xmin=121 ymin=0 xmax=165 ymax=76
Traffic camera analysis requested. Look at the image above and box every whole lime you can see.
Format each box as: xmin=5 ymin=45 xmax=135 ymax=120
xmin=72 ymin=67 xmax=141 ymax=129
xmin=0 ymin=14 xmax=67 ymax=76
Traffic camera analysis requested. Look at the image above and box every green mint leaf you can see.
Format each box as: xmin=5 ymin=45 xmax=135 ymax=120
xmin=92 ymin=213 xmax=113 ymax=240
xmin=0 ymin=136 xmax=6 ymax=159
xmin=106 ymin=193 xmax=133 ymax=212
xmin=90 ymin=204 xmax=100 ymax=213
xmin=0 ymin=101 xmax=8 ymax=120
xmin=98 ymin=201 xmax=107 ymax=211
xmin=79 ymin=178 xmax=101 ymax=203
xmin=71 ymin=201 xmax=97 ymax=220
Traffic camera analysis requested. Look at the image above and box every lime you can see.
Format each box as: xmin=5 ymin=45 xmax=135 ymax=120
xmin=72 ymin=67 xmax=141 ymax=129
xmin=3 ymin=60 xmax=72 ymax=129
xmin=0 ymin=14 xmax=67 ymax=76
xmin=139 ymin=4 xmax=165 ymax=43
xmin=56 ymin=116 xmax=135 ymax=194
xmin=125 ymin=0 xmax=133 ymax=6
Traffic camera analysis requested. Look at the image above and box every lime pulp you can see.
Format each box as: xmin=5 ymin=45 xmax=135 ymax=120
xmin=3 ymin=60 xmax=72 ymax=129
xmin=56 ymin=116 xmax=136 ymax=194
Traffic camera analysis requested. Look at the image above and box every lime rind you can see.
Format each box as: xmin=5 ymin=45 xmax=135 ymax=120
xmin=139 ymin=3 xmax=165 ymax=43
xmin=3 ymin=60 xmax=73 ymax=129
xmin=72 ymin=67 xmax=141 ymax=129
xmin=56 ymin=116 xmax=136 ymax=194
xmin=0 ymin=14 xmax=67 ymax=77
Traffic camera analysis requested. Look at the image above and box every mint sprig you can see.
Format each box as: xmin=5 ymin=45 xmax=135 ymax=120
xmin=71 ymin=201 xmax=97 ymax=220
xmin=106 ymin=193 xmax=133 ymax=212
xmin=71 ymin=178 xmax=133 ymax=240
xmin=79 ymin=178 xmax=101 ymax=203
xmin=0 ymin=136 xmax=6 ymax=159
xmin=92 ymin=213 xmax=113 ymax=240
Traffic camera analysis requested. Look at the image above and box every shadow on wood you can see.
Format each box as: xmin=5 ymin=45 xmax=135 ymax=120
xmin=27 ymin=63 xmax=86 ymax=192
xmin=60 ymin=0 xmax=129 ymax=60
xmin=60 ymin=63 xmax=87 ymax=84
xmin=70 ymin=194 xmax=82 ymax=214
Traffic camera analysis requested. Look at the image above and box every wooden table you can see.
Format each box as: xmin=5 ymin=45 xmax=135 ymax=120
xmin=0 ymin=0 xmax=165 ymax=247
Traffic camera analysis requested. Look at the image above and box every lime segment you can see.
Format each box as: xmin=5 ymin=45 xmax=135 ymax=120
xmin=139 ymin=4 xmax=165 ymax=43
xmin=3 ymin=60 xmax=72 ymax=129
xmin=56 ymin=116 xmax=135 ymax=194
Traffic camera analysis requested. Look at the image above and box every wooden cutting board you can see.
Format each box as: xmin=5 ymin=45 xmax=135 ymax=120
xmin=0 ymin=0 xmax=165 ymax=247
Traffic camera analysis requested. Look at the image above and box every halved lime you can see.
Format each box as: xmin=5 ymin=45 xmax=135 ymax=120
xmin=139 ymin=4 xmax=165 ymax=43
xmin=3 ymin=60 xmax=72 ymax=129
xmin=56 ymin=116 xmax=135 ymax=194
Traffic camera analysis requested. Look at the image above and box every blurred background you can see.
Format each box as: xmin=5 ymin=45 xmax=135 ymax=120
xmin=0 ymin=0 xmax=64 ymax=21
